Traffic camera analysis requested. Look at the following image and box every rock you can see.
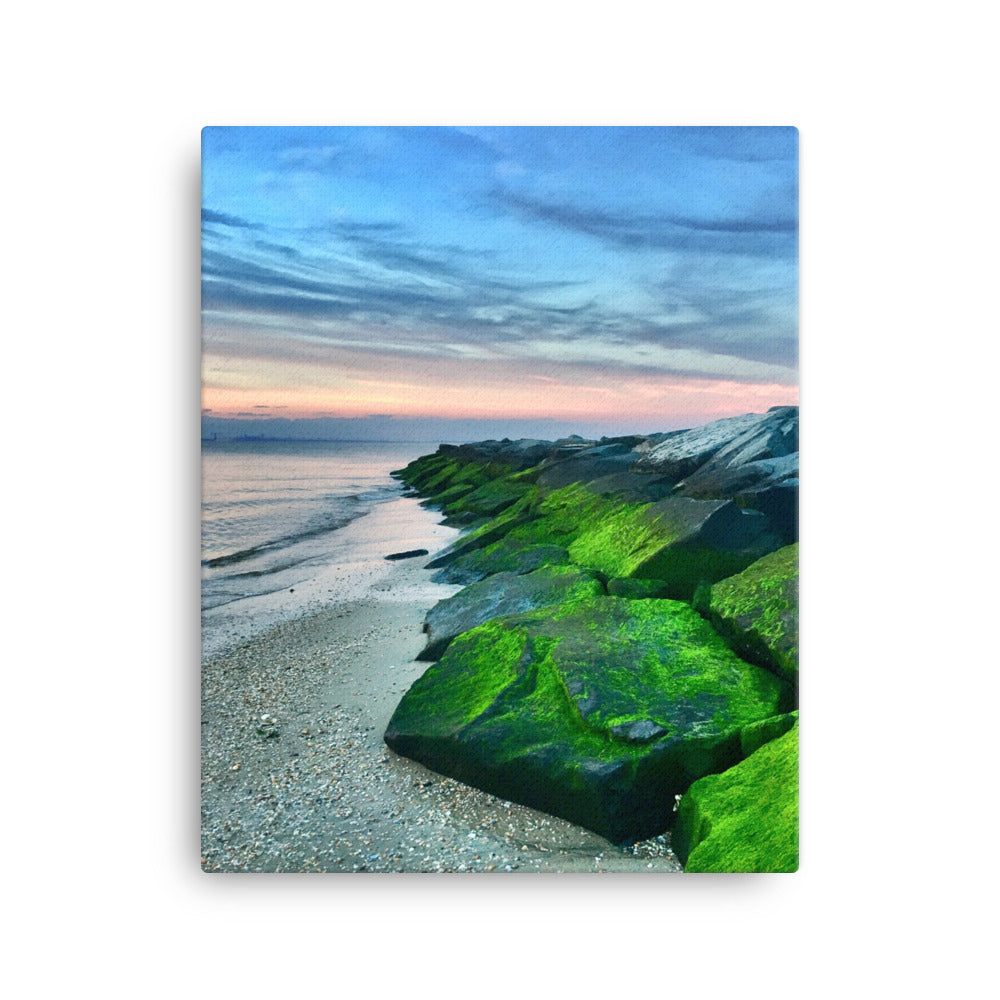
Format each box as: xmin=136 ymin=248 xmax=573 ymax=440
xmin=385 ymin=596 xmax=791 ymax=843
xmin=695 ymin=543 xmax=799 ymax=685
xmin=551 ymin=488 xmax=785 ymax=599
xmin=384 ymin=549 xmax=430 ymax=561
xmin=536 ymin=442 xmax=641 ymax=490
xmin=606 ymin=577 xmax=670 ymax=599
xmin=632 ymin=412 xmax=772 ymax=483
xmin=740 ymin=711 xmax=797 ymax=757
xmin=424 ymin=490 xmax=538 ymax=570
xmin=672 ymin=723 xmax=798 ymax=872
xmin=440 ymin=483 xmax=782 ymax=600
xmin=580 ymin=470 xmax=678 ymax=503
xmin=418 ymin=565 xmax=605 ymax=661
xmin=430 ymin=542 xmax=572 ymax=585
xmin=666 ymin=407 xmax=798 ymax=540
xmin=628 ymin=407 xmax=799 ymax=540
xmin=439 ymin=474 xmax=535 ymax=522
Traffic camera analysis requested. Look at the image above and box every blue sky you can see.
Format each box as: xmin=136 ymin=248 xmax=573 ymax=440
xmin=201 ymin=126 xmax=797 ymax=438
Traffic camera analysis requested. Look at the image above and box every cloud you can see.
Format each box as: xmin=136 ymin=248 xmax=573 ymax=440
xmin=253 ymin=240 xmax=301 ymax=260
xmin=201 ymin=208 xmax=260 ymax=229
xmin=491 ymin=188 xmax=796 ymax=257
xmin=278 ymin=144 xmax=344 ymax=171
xmin=676 ymin=126 xmax=798 ymax=163
xmin=202 ymin=232 xmax=594 ymax=339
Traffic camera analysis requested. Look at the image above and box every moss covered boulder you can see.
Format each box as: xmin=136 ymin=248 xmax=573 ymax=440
xmin=672 ymin=723 xmax=798 ymax=872
xmin=430 ymin=540 xmax=572 ymax=585
xmin=696 ymin=543 xmax=798 ymax=685
xmin=385 ymin=597 xmax=791 ymax=843
xmin=491 ymin=485 xmax=783 ymax=599
xmin=439 ymin=474 xmax=535 ymax=522
xmin=418 ymin=565 xmax=605 ymax=661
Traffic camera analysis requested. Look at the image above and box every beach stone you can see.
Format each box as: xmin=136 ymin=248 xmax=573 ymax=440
xmin=386 ymin=596 xmax=791 ymax=843
xmin=695 ymin=543 xmax=799 ymax=685
xmin=672 ymin=723 xmax=798 ymax=872
xmin=384 ymin=549 xmax=430 ymax=561
xmin=417 ymin=565 xmax=604 ymax=661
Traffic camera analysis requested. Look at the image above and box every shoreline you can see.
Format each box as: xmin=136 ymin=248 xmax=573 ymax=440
xmin=201 ymin=497 xmax=683 ymax=873
xmin=201 ymin=494 xmax=461 ymax=661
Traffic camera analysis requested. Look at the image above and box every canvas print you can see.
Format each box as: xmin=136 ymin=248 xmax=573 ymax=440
xmin=201 ymin=126 xmax=799 ymax=873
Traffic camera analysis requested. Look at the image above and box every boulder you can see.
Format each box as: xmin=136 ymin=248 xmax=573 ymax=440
xmin=632 ymin=412 xmax=772 ymax=482
xmin=385 ymin=597 xmax=791 ymax=843
xmin=536 ymin=442 xmax=642 ymax=490
xmin=563 ymin=492 xmax=785 ymax=599
xmin=666 ymin=407 xmax=798 ymax=541
xmin=606 ymin=577 xmax=670 ymax=599
xmin=695 ymin=543 xmax=799 ymax=685
xmin=417 ymin=565 xmax=605 ymax=661
xmin=672 ymin=723 xmax=798 ymax=872
xmin=629 ymin=407 xmax=799 ymax=539
xmin=438 ymin=473 xmax=535 ymax=522
xmin=446 ymin=484 xmax=784 ymax=599
xmin=429 ymin=541 xmax=571 ymax=585
xmin=739 ymin=711 xmax=798 ymax=757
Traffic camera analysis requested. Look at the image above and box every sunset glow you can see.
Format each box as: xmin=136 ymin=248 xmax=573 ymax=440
xmin=202 ymin=127 xmax=797 ymax=440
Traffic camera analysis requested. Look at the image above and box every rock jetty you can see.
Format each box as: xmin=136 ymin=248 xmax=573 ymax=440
xmin=384 ymin=407 xmax=800 ymax=871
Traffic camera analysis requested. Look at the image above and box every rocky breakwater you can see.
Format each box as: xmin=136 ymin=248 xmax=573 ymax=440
xmin=384 ymin=408 xmax=800 ymax=870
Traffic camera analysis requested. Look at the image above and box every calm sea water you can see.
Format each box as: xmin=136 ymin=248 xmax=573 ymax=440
xmin=201 ymin=440 xmax=436 ymax=615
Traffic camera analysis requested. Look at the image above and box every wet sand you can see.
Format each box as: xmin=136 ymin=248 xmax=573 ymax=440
xmin=201 ymin=499 xmax=683 ymax=873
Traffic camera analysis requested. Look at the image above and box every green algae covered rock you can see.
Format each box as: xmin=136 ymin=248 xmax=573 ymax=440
xmin=418 ymin=565 xmax=605 ymax=661
xmin=440 ymin=472 xmax=536 ymax=520
xmin=740 ymin=710 xmax=797 ymax=757
xmin=393 ymin=451 xmax=516 ymax=509
xmin=385 ymin=596 xmax=791 ymax=843
xmin=697 ymin=543 xmax=798 ymax=684
xmin=418 ymin=473 xmax=784 ymax=599
xmin=493 ymin=486 xmax=783 ymax=599
xmin=431 ymin=540 xmax=572 ymax=585
xmin=606 ymin=577 xmax=670 ymax=599
xmin=673 ymin=723 xmax=798 ymax=872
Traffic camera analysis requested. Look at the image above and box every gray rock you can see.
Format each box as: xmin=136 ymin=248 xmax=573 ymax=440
xmin=632 ymin=412 xmax=771 ymax=482
xmin=627 ymin=496 xmax=785 ymax=598
xmin=673 ymin=407 xmax=798 ymax=499
xmin=417 ymin=565 xmax=605 ymax=661
xmin=536 ymin=443 xmax=641 ymax=490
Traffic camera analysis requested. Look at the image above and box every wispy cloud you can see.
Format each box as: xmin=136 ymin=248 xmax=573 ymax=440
xmin=201 ymin=208 xmax=260 ymax=230
xmin=491 ymin=187 xmax=796 ymax=257
xmin=201 ymin=127 xmax=798 ymax=426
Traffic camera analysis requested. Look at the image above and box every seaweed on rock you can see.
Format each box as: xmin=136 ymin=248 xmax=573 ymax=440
xmin=672 ymin=723 xmax=799 ymax=872
xmin=386 ymin=597 xmax=791 ymax=844
xmin=388 ymin=419 xmax=799 ymax=858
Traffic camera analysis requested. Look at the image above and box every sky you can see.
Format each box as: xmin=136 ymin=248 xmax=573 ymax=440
xmin=201 ymin=126 xmax=798 ymax=440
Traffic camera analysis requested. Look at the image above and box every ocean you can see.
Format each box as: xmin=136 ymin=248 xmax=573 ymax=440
xmin=201 ymin=439 xmax=459 ymax=659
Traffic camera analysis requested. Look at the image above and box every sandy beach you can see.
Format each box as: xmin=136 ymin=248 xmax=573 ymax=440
xmin=201 ymin=496 xmax=683 ymax=873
